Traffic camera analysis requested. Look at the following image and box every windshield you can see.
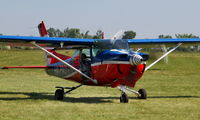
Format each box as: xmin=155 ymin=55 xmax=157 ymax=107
xmin=92 ymin=39 xmax=130 ymax=57
xmin=93 ymin=39 xmax=129 ymax=49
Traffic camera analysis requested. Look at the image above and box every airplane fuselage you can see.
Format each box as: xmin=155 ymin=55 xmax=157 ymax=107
xmin=45 ymin=49 xmax=148 ymax=88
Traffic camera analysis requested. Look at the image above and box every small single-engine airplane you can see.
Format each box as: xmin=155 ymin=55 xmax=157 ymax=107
xmin=0 ymin=21 xmax=200 ymax=103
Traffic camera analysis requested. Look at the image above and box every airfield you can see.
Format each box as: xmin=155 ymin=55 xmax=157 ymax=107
xmin=0 ymin=50 xmax=200 ymax=120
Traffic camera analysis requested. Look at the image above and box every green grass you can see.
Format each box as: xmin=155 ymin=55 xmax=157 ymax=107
xmin=0 ymin=50 xmax=200 ymax=120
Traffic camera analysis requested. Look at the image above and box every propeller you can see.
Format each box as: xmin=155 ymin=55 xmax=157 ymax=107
xmin=111 ymin=30 xmax=124 ymax=40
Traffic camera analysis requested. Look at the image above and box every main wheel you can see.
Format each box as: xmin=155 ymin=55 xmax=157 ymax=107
xmin=55 ymin=89 xmax=64 ymax=100
xmin=120 ymin=92 xmax=129 ymax=103
xmin=138 ymin=88 xmax=147 ymax=99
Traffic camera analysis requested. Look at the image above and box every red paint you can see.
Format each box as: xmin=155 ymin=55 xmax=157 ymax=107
xmin=3 ymin=49 xmax=146 ymax=88
xmin=38 ymin=21 xmax=48 ymax=37
xmin=102 ymin=32 xmax=104 ymax=39
xmin=64 ymin=63 xmax=146 ymax=88
xmin=47 ymin=49 xmax=71 ymax=64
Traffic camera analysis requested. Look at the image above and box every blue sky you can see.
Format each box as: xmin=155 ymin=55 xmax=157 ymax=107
xmin=1 ymin=0 xmax=200 ymax=38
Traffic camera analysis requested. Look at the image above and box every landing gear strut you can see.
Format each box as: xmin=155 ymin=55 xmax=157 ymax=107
xmin=118 ymin=85 xmax=147 ymax=103
xmin=54 ymin=84 xmax=83 ymax=100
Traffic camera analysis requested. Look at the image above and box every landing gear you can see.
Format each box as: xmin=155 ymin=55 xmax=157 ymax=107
xmin=54 ymin=84 xmax=83 ymax=100
xmin=120 ymin=92 xmax=129 ymax=103
xmin=137 ymin=88 xmax=147 ymax=99
xmin=55 ymin=89 xmax=64 ymax=100
xmin=118 ymin=85 xmax=147 ymax=103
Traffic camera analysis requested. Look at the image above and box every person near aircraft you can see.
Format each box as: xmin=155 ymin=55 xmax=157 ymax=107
xmin=81 ymin=53 xmax=91 ymax=78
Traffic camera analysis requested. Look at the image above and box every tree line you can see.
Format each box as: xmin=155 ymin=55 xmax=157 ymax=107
xmin=0 ymin=27 xmax=199 ymax=39
xmin=159 ymin=34 xmax=199 ymax=39
xmin=47 ymin=27 xmax=199 ymax=39
xmin=47 ymin=27 xmax=137 ymax=39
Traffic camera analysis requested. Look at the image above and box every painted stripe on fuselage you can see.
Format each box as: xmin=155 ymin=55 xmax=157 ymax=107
xmin=91 ymin=61 xmax=130 ymax=67
xmin=103 ymin=61 xmax=130 ymax=64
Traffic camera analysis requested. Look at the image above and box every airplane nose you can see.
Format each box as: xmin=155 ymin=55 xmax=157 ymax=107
xmin=129 ymin=54 xmax=143 ymax=65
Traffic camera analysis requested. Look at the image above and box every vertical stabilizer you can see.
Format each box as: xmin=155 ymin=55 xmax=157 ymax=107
xmin=37 ymin=21 xmax=71 ymax=65
xmin=38 ymin=21 xmax=48 ymax=37
xmin=102 ymin=32 xmax=104 ymax=39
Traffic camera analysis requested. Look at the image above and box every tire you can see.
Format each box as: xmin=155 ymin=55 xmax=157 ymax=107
xmin=55 ymin=89 xmax=64 ymax=100
xmin=120 ymin=92 xmax=129 ymax=103
xmin=138 ymin=89 xmax=147 ymax=99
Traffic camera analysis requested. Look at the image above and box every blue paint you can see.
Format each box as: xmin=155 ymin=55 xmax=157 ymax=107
xmin=1 ymin=35 xmax=200 ymax=46
xmin=128 ymin=38 xmax=200 ymax=44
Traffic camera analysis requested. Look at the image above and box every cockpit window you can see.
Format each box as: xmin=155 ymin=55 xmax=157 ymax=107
xmin=93 ymin=39 xmax=129 ymax=49
xmin=92 ymin=39 xmax=129 ymax=57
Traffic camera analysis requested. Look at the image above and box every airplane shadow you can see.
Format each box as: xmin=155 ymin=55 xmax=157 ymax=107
xmin=0 ymin=91 xmax=115 ymax=103
xmin=0 ymin=92 xmax=199 ymax=103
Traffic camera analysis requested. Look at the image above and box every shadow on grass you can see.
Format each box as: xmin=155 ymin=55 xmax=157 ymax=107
xmin=0 ymin=91 xmax=116 ymax=103
xmin=0 ymin=92 xmax=199 ymax=103
xmin=148 ymin=96 xmax=200 ymax=99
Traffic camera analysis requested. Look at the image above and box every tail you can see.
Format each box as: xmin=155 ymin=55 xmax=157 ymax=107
xmin=38 ymin=21 xmax=48 ymax=37
xmin=37 ymin=21 xmax=71 ymax=65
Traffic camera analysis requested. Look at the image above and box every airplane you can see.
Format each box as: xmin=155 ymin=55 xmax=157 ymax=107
xmin=0 ymin=21 xmax=200 ymax=103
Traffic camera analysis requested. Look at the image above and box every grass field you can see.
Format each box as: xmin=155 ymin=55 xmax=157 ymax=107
xmin=0 ymin=50 xmax=200 ymax=120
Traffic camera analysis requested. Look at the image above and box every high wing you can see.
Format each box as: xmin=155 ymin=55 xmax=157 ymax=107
xmin=1 ymin=35 xmax=200 ymax=47
xmin=0 ymin=35 xmax=94 ymax=48
xmin=128 ymin=38 xmax=200 ymax=48
xmin=128 ymin=38 xmax=200 ymax=44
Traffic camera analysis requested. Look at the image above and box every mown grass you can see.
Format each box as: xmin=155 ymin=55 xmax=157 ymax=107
xmin=0 ymin=50 xmax=200 ymax=120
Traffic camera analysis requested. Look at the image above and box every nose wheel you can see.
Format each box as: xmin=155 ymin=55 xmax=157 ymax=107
xmin=137 ymin=88 xmax=147 ymax=99
xmin=118 ymin=86 xmax=147 ymax=103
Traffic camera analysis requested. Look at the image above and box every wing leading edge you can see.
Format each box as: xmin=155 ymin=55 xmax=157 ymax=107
xmin=128 ymin=38 xmax=200 ymax=44
xmin=1 ymin=35 xmax=200 ymax=47
xmin=0 ymin=35 xmax=95 ymax=46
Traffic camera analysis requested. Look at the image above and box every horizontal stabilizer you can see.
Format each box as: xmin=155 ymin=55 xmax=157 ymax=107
xmin=0 ymin=66 xmax=51 ymax=69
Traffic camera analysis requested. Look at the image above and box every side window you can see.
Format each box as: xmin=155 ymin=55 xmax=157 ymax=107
xmin=82 ymin=49 xmax=91 ymax=60
xmin=92 ymin=48 xmax=104 ymax=57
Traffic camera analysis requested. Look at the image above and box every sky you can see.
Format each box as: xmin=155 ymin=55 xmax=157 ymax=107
xmin=0 ymin=0 xmax=200 ymax=38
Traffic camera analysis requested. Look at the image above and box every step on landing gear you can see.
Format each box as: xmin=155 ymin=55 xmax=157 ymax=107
xmin=54 ymin=84 xmax=83 ymax=100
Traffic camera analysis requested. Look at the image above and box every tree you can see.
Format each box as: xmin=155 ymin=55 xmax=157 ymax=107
xmin=47 ymin=27 xmax=101 ymax=39
xmin=122 ymin=31 xmax=136 ymax=39
xmin=175 ymin=34 xmax=199 ymax=38
xmin=93 ymin=30 xmax=103 ymax=39
xmin=158 ymin=35 xmax=172 ymax=39
xmin=47 ymin=28 xmax=64 ymax=37
xmin=82 ymin=31 xmax=93 ymax=39
xmin=47 ymin=28 xmax=81 ymax=38
xmin=67 ymin=28 xmax=81 ymax=38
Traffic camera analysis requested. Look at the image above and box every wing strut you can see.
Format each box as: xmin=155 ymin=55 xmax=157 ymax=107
xmin=30 ymin=41 xmax=97 ymax=84
xmin=145 ymin=43 xmax=182 ymax=71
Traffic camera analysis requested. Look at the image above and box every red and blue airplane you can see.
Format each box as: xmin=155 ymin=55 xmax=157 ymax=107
xmin=0 ymin=21 xmax=200 ymax=103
